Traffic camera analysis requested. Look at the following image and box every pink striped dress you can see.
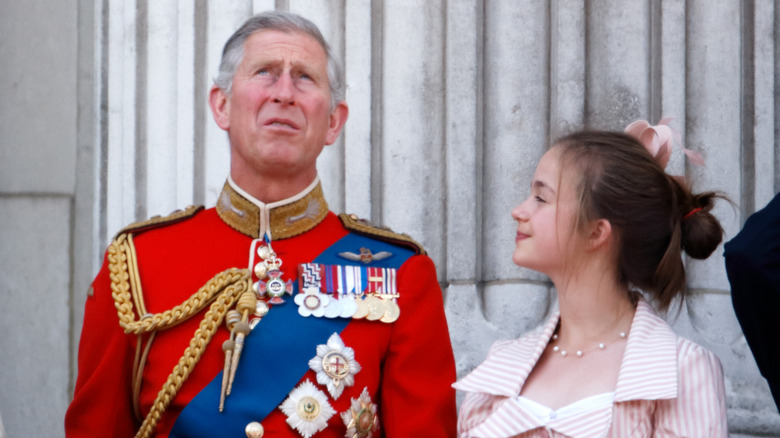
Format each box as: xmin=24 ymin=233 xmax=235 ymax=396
xmin=453 ymin=300 xmax=728 ymax=437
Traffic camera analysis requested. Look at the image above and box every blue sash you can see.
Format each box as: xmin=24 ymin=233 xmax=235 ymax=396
xmin=170 ymin=232 xmax=413 ymax=437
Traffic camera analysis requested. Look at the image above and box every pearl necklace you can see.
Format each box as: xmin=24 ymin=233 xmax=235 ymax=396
xmin=550 ymin=330 xmax=627 ymax=358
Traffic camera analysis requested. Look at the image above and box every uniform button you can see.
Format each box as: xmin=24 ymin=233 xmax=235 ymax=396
xmin=245 ymin=421 xmax=264 ymax=438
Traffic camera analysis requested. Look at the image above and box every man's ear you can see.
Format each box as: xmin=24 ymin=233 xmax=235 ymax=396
xmin=588 ymin=218 xmax=613 ymax=251
xmin=324 ymin=101 xmax=349 ymax=145
xmin=209 ymin=85 xmax=231 ymax=131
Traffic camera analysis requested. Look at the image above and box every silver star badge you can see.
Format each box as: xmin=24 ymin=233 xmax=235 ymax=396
xmin=308 ymin=333 xmax=361 ymax=399
xmin=279 ymin=380 xmax=335 ymax=438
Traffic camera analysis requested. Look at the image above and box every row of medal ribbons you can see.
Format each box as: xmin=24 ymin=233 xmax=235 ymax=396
xmin=295 ymin=263 xmax=400 ymax=323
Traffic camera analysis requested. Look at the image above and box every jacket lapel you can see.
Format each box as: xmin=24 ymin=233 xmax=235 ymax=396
xmin=614 ymin=300 xmax=678 ymax=402
xmin=454 ymin=310 xmax=558 ymax=397
xmin=469 ymin=397 xmax=545 ymax=436
xmin=453 ymin=310 xmax=559 ymax=435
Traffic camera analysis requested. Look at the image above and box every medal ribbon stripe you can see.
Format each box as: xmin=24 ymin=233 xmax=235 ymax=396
xmin=324 ymin=264 xmax=333 ymax=294
xmin=298 ymin=263 xmax=398 ymax=297
xmin=300 ymin=263 xmax=322 ymax=289
xmin=371 ymin=266 xmax=388 ymax=294
xmin=329 ymin=264 xmax=341 ymax=295
xmin=351 ymin=265 xmax=362 ymax=295
xmin=388 ymin=268 xmax=396 ymax=294
xmin=344 ymin=265 xmax=357 ymax=295
xmin=366 ymin=267 xmax=380 ymax=293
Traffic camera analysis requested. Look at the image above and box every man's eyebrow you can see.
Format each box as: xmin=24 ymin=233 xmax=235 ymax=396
xmin=244 ymin=57 xmax=278 ymax=69
xmin=290 ymin=60 xmax=325 ymax=75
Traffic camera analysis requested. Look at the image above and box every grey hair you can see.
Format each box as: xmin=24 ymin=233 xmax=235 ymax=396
xmin=213 ymin=11 xmax=345 ymax=109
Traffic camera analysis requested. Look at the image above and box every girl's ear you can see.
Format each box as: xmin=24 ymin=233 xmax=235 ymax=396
xmin=587 ymin=218 xmax=613 ymax=251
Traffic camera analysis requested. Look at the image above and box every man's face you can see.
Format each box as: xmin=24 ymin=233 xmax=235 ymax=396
xmin=210 ymin=30 xmax=348 ymax=187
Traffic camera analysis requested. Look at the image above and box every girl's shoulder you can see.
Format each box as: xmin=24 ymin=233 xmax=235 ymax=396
xmin=674 ymin=335 xmax=724 ymax=372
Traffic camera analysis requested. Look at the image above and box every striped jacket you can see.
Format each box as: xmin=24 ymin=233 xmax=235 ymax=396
xmin=453 ymin=300 xmax=728 ymax=437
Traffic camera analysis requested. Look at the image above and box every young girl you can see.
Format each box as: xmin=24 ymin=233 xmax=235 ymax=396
xmin=454 ymin=126 xmax=728 ymax=437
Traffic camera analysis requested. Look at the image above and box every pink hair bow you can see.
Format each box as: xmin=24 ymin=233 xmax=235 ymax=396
xmin=624 ymin=117 xmax=705 ymax=169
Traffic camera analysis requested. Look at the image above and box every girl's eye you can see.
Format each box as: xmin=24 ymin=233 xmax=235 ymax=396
xmin=535 ymin=196 xmax=546 ymax=203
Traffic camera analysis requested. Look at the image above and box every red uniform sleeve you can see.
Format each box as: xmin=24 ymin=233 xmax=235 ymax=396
xmin=65 ymin=253 xmax=138 ymax=437
xmin=380 ymin=254 xmax=457 ymax=436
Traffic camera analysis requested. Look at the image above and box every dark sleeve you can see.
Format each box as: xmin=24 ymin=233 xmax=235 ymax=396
xmin=64 ymin=253 xmax=138 ymax=437
xmin=724 ymin=193 xmax=780 ymax=410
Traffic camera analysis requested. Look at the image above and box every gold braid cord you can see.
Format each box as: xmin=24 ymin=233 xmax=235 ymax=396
xmin=135 ymin=276 xmax=250 ymax=438
xmin=109 ymin=234 xmax=248 ymax=334
xmin=107 ymin=233 xmax=252 ymax=438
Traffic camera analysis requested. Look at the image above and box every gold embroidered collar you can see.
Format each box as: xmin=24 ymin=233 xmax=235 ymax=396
xmin=216 ymin=176 xmax=329 ymax=240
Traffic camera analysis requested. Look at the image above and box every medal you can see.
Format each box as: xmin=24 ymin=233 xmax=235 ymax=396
xmin=340 ymin=387 xmax=379 ymax=438
xmin=338 ymin=295 xmax=358 ymax=318
xmin=249 ymin=300 xmax=270 ymax=329
xmin=279 ymin=380 xmax=335 ymax=438
xmin=263 ymin=269 xmax=294 ymax=304
xmin=256 ymin=269 xmax=294 ymax=304
xmin=323 ymin=297 xmax=343 ymax=318
xmin=251 ymin=235 xmax=293 ymax=304
xmin=308 ymin=332 xmax=361 ymax=399
xmin=380 ymin=296 xmax=400 ymax=323
xmin=294 ymin=287 xmax=330 ymax=317
xmin=364 ymin=295 xmax=385 ymax=321
xmin=353 ymin=296 xmax=369 ymax=319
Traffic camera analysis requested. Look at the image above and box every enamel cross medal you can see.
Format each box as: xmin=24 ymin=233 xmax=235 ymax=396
xmin=253 ymin=233 xmax=294 ymax=304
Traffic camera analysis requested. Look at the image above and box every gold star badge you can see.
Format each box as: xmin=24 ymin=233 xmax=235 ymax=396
xmin=340 ymin=387 xmax=379 ymax=438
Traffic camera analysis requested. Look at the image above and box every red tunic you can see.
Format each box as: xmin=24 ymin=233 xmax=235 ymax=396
xmin=65 ymin=181 xmax=457 ymax=437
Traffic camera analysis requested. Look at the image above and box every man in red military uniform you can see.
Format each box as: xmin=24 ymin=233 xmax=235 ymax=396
xmin=65 ymin=11 xmax=457 ymax=438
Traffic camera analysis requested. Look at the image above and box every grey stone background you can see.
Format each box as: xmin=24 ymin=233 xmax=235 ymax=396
xmin=1 ymin=0 xmax=778 ymax=436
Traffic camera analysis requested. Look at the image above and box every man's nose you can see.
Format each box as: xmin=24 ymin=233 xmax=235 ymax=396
xmin=271 ymin=73 xmax=295 ymax=104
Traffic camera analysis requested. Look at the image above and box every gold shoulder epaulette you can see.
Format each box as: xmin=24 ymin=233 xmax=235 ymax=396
xmin=338 ymin=213 xmax=426 ymax=255
xmin=115 ymin=204 xmax=204 ymax=239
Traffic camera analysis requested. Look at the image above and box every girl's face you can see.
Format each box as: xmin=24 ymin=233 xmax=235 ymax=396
xmin=510 ymin=147 xmax=583 ymax=278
